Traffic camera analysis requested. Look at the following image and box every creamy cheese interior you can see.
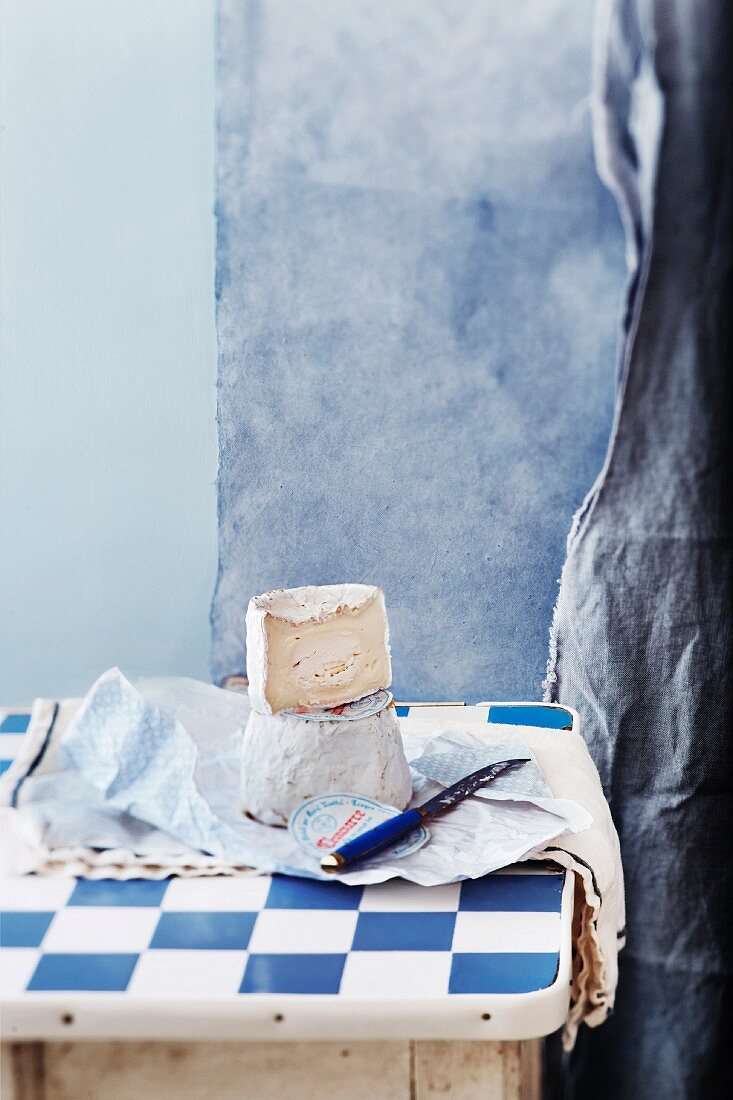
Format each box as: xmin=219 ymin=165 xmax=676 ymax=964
xmin=258 ymin=588 xmax=391 ymax=712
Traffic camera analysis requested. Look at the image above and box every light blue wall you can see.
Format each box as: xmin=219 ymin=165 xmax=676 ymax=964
xmin=0 ymin=1 xmax=218 ymax=702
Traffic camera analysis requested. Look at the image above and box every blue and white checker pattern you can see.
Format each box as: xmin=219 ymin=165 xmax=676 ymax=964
xmin=1 ymin=870 xmax=564 ymax=999
xmin=0 ymin=704 xmax=572 ymax=1001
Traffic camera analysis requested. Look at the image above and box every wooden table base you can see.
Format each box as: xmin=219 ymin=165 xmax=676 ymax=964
xmin=2 ymin=1039 xmax=541 ymax=1100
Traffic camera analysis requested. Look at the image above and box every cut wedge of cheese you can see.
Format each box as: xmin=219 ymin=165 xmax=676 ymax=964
xmin=245 ymin=583 xmax=392 ymax=714
xmin=240 ymin=704 xmax=412 ymax=827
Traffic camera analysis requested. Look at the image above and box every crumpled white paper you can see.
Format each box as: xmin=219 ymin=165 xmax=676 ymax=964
xmin=11 ymin=670 xmax=592 ymax=885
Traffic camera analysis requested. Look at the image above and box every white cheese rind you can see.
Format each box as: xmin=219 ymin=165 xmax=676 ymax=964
xmin=245 ymin=583 xmax=392 ymax=714
xmin=240 ymin=706 xmax=412 ymax=826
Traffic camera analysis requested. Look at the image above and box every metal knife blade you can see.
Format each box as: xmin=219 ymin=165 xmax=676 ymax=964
xmin=320 ymin=756 xmax=531 ymax=873
xmin=417 ymin=757 xmax=530 ymax=817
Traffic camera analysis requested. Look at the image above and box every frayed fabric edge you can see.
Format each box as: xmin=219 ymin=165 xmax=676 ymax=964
xmin=544 ymin=0 xmax=663 ymax=710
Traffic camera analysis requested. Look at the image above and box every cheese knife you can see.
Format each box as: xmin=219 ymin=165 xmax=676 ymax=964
xmin=320 ymin=757 xmax=530 ymax=873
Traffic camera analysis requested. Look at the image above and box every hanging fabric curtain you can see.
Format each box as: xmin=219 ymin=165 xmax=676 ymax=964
xmin=546 ymin=1 xmax=733 ymax=1096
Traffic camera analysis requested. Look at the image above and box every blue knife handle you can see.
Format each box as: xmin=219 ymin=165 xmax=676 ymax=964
xmin=321 ymin=808 xmax=425 ymax=871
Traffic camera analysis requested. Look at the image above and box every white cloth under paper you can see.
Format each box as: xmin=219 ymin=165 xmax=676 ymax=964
xmin=0 ymin=669 xmax=590 ymax=885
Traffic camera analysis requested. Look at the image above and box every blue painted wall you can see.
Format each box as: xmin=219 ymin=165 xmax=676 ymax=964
xmin=0 ymin=1 xmax=218 ymax=702
xmin=213 ymin=0 xmax=626 ymax=701
xmin=1 ymin=1 xmax=626 ymax=706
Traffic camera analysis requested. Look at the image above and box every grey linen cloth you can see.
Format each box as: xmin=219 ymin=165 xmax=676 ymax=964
xmin=545 ymin=2 xmax=733 ymax=1097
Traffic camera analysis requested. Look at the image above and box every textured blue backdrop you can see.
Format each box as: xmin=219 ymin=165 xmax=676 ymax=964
xmin=213 ymin=0 xmax=626 ymax=701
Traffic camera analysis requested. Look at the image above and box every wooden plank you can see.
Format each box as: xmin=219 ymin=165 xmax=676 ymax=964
xmin=2 ymin=1043 xmax=45 ymax=1100
xmin=37 ymin=1041 xmax=411 ymax=1100
xmin=520 ymin=1036 xmax=542 ymax=1099
xmin=414 ymin=1040 xmax=506 ymax=1098
xmin=1 ymin=1045 xmax=17 ymax=1100
xmin=413 ymin=1039 xmax=541 ymax=1100
xmin=3 ymin=1039 xmax=541 ymax=1099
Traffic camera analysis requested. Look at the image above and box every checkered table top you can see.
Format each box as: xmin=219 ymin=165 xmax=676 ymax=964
xmin=0 ymin=703 xmax=576 ymax=1042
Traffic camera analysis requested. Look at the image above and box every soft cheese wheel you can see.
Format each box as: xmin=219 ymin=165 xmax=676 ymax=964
xmin=240 ymin=705 xmax=412 ymax=826
xmin=246 ymin=583 xmax=392 ymax=714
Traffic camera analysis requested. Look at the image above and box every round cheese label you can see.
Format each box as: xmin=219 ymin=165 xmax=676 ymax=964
xmin=283 ymin=688 xmax=393 ymax=722
xmin=289 ymin=792 xmax=429 ymax=863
